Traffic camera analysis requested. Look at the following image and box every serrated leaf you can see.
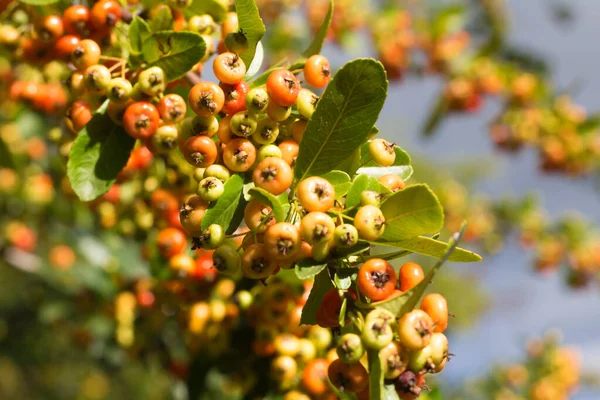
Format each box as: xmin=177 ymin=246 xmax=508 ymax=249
xmin=295 ymin=258 xmax=327 ymax=280
xmin=346 ymin=174 xmax=392 ymax=209
xmin=294 ymin=59 xmax=388 ymax=182
xmin=142 ymin=31 xmax=206 ymax=82
xmin=357 ymin=224 xmax=467 ymax=316
xmin=201 ymin=174 xmax=245 ymax=233
xmin=235 ymin=0 xmax=266 ymax=69
xmin=149 ymin=6 xmax=174 ymax=32
xmin=368 ymin=350 xmax=384 ymax=400
xmin=129 ymin=17 xmax=151 ymax=54
xmin=248 ymin=186 xmax=286 ymax=222
xmin=67 ymin=101 xmax=135 ymax=202
xmin=186 ymin=0 xmax=228 ymax=22
xmin=244 ymin=41 xmax=264 ymax=80
xmin=322 ymin=170 xmax=351 ymax=199
xmin=375 ymin=235 xmax=481 ymax=262
xmin=300 ymin=268 xmax=333 ymax=325
xmin=379 ymin=184 xmax=444 ymax=241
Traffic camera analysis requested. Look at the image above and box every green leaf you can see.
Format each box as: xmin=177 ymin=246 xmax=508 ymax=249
xmin=368 ymin=350 xmax=384 ymax=400
xmin=432 ymin=4 xmax=466 ymax=39
xmin=322 ymin=170 xmax=351 ymax=199
xmin=186 ymin=0 xmax=228 ymax=22
xmin=142 ymin=31 xmax=206 ymax=82
xmin=357 ymin=224 xmax=467 ymax=316
xmin=375 ymin=235 xmax=482 ymax=262
xmin=201 ymin=175 xmax=245 ymax=233
xmin=129 ymin=17 xmax=152 ymax=54
xmin=149 ymin=6 xmax=174 ymax=32
xmin=422 ymin=94 xmax=447 ymax=136
xmin=67 ymin=101 xmax=135 ymax=202
xmin=332 ymin=242 xmax=371 ymax=258
xmin=334 ymin=267 xmax=355 ymax=290
xmin=346 ymin=174 xmax=392 ymax=209
xmin=579 ymin=113 xmax=600 ymax=135
xmin=235 ymin=0 xmax=266 ymax=69
xmin=383 ymin=384 xmax=400 ymax=400
xmin=379 ymin=184 xmax=444 ymax=241
xmin=18 ymin=0 xmax=58 ymax=5
xmin=244 ymin=41 xmax=264 ymax=80
xmin=327 ymin=381 xmax=358 ymax=400
xmin=294 ymin=59 xmax=388 ymax=181
xmin=248 ymin=186 xmax=286 ymax=222
xmin=302 ymin=0 xmax=333 ymax=57
xmin=357 ymin=165 xmax=413 ymax=181
xmin=338 ymin=297 xmax=347 ymax=326
xmin=0 ymin=135 xmax=15 ymax=169
xmin=300 ymin=268 xmax=333 ymax=325
xmin=295 ymin=258 xmax=327 ymax=280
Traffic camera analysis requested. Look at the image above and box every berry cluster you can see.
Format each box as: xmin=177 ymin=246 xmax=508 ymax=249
xmin=0 ymin=1 xmax=483 ymax=398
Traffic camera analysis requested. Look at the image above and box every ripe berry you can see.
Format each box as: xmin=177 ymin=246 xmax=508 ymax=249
xmin=71 ymin=39 xmax=101 ymax=71
xmin=181 ymin=135 xmax=218 ymax=168
xmin=36 ymin=15 xmax=64 ymax=42
xmin=354 ymin=205 xmax=386 ymax=241
xmin=300 ymin=212 xmax=335 ymax=245
xmin=213 ymin=52 xmax=246 ymax=84
xmin=90 ymin=0 xmax=122 ymax=30
xmin=63 ymin=5 xmax=90 ymax=36
xmin=297 ymin=176 xmax=335 ymax=212
xmin=420 ymin=293 xmax=448 ymax=333
xmin=304 ymin=54 xmax=331 ymax=88
xmin=252 ymin=157 xmax=293 ymax=195
xmin=267 ymin=69 xmax=301 ymax=106
xmin=188 ymin=81 xmax=225 ymax=116
xmin=369 ymin=138 xmax=396 ymax=167
xmin=399 ymin=262 xmax=424 ymax=292
xmin=122 ymin=102 xmax=160 ymax=140
xmin=158 ymin=93 xmax=187 ymax=124
xmin=357 ymin=258 xmax=397 ymax=301
xmin=398 ymin=309 xmax=433 ymax=351
xmin=220 ymin=81 xmax=249 ymax=115
xmin=264 ymin=222 xmax=301 ymax=261
xmin=223 ymin=138 xmax=256 ymax=172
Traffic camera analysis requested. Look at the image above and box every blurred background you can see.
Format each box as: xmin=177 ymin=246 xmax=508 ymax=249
xmin=1 ymin=0 xmax=600 ymax=398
